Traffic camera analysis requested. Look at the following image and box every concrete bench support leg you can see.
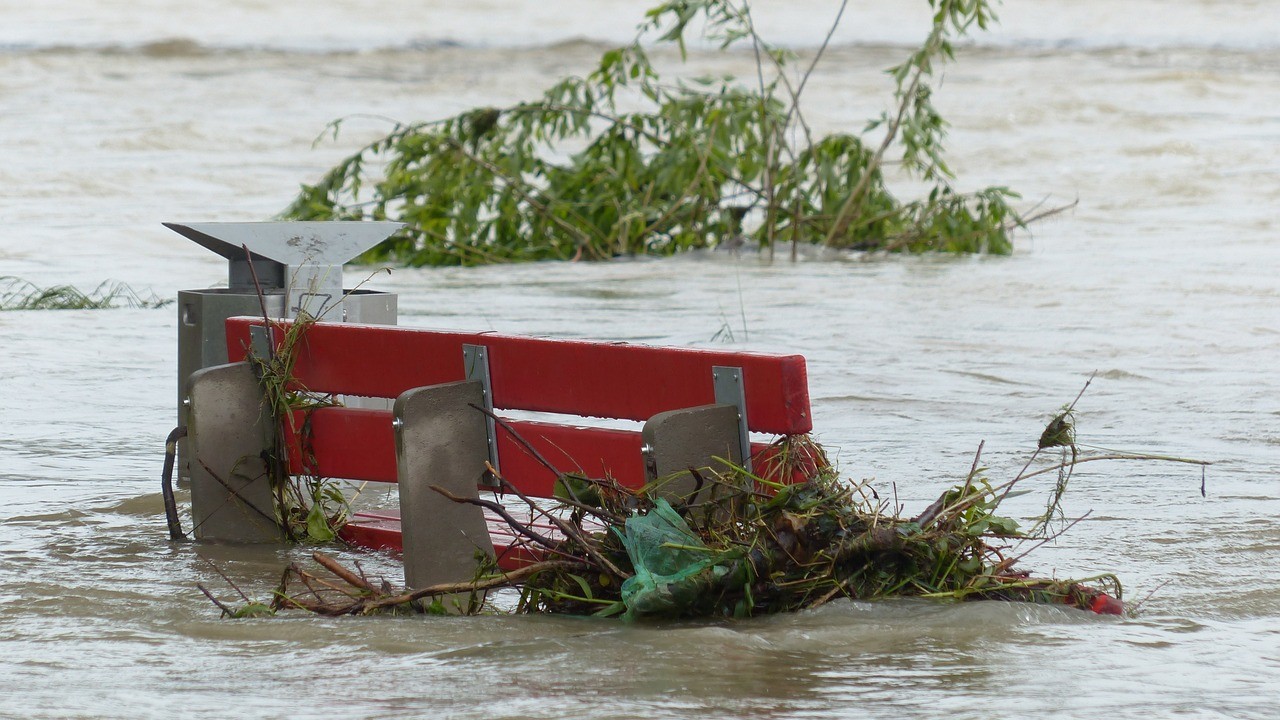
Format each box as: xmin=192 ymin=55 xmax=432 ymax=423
xmin=641 ymin=403 xmax=744 ymax=504
xmin=186 ymin=361 xmax=284 ymax=543
xmin=395 ymin=380 xmax=495 ymax=612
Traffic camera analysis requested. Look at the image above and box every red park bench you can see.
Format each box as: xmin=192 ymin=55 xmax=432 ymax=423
xmin=183 ymin=316 xmax=815 ymax=592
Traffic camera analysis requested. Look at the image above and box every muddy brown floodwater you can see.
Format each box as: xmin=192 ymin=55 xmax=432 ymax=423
xmin=1 ymin=1 xmax=1278 ymax=717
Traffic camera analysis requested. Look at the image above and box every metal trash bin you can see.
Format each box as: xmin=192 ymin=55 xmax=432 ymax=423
xmin=167 ymin=221 xmax=403 ymax=478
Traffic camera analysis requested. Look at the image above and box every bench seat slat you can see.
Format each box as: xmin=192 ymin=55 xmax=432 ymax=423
xmin=287 ymin=406 xmax=790 ymax=493
xmin=339 ymin=510 xmax=592 ymax=571
xmin=227 ymin=318 xmax=812 ymax=435
xmin=286 ymin=407 xmax=647 ymax=492
xmin=286 ymin=407 xmax=397 ymax=483
xmin=494 ymin=420 xmax=644 ymax=496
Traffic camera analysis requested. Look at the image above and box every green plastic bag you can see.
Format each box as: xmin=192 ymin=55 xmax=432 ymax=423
xmin=616 ymin=499 xmax=725 ymax=619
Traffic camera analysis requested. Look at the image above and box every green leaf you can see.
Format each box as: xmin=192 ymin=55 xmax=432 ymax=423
xmin=593 ymin=601 xmax=627 ymax=618
xmin=986 ymin=515 xmax=1022 ymax=536
xmin=567 ymin=574 xmax=596 ymax=601
xmin=305 ymin=501 xmax=336 ymax=542
xmin=230 ymin=602 xmax=275 ymax=619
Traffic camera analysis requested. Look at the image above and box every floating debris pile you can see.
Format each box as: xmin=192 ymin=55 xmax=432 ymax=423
xmin=226 ymin=429 xmax=1134 ymax=620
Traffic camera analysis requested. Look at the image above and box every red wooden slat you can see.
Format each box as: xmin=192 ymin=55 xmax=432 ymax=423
xmin=284 ymin=407 xmax=789 ymax=492
xmin=226 ymin=317 xmax=812 ymax=434
xmin=339 ymin=513 xmax=402 ymax=553
xmin=282 ymin=407 xmax=647 ymax=492
xmin=285 ymin=407 xmax=397 ymax=483
xmin=494 ymin=420 xmax=645 ymax=496
xmin=341 ymin=510 xmax=564 ymax=571
xmin=495 ymin=425 xmax=784 ymax=495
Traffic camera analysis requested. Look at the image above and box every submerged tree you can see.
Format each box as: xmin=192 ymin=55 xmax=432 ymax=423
xmin=284 ymin=0 xmax=1026 ymax=266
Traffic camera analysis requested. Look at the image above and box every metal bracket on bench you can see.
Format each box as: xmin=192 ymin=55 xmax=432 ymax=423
xmin=463 ymin=344 xmax=501 ymax=487
xmin=712 ymin=365 xmax=752 ymax=473
xmin=249 ymin=323 xmax=273 ymax=362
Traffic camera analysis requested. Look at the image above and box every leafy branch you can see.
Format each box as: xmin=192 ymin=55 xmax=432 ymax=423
xmin=284 ymin=0 xmax=1030 ymax=265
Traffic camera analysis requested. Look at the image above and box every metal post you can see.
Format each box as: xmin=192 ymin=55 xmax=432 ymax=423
xmin=462 ymin=344 xmax=501 ymax=487
xmin=712 ymin=365 xmax=752 ymax=472
xmin=394 ymin=381 xmax=495 ymax=611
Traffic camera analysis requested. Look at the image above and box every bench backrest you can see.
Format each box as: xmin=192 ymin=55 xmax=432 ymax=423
xmin=225 ymin=316 xmax=812 ymax=496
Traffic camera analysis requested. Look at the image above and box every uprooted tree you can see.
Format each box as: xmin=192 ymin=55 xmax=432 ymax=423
xmin=283 ymin=0 xmax=1038 ymax=265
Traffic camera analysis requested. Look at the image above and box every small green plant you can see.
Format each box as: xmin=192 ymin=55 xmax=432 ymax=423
xmin=234 ymin=262 xmax=392 ymax=544
xmin=0 ymin=276 xmax=171 ymax=310
xmin=249 ymin=311 xmax=352 ymax=543
xmin=284 ymin=0 xmax=1031 ymax=266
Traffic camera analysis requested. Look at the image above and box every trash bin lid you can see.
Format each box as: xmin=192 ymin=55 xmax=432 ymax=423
xmin=164 ymin=221 xmax=404 ymax=267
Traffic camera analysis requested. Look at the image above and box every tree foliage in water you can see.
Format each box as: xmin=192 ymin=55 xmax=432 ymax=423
xmin=284 ymin=0 xmax=1023 ymax=265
